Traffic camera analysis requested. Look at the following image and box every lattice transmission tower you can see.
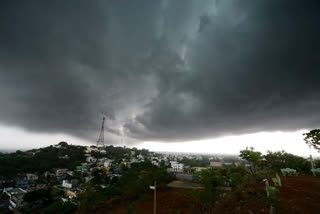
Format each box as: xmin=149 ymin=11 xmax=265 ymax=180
xmin=97 ymin=116 xmax=105 ymax=146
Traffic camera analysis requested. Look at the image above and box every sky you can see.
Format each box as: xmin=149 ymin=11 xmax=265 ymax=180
xmin=0 ymin=0 xmax=320 ymax=155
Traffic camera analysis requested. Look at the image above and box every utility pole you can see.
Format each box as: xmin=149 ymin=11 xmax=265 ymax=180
xmin=154 ymin=180 xmax=156 ymax=214
xmin=310 ymin=155 xmax=315 ymax=176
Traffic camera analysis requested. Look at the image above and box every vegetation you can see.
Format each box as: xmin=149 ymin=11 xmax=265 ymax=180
xmin=0 ymin=142 xmax=85 ymax=177
xmin=180 ymin=157 xmax=210 ymax=167
xmin=303 ymin=129 xmax=320 ymax=152
xmin=78 ymin=161 xmax=171 ymax=213
xmin=239 ymin=147 xmax=263 ymax=175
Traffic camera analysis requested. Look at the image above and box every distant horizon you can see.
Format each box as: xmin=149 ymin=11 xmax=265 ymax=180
xmin=1 ymin=139 xmax=319 ymax=159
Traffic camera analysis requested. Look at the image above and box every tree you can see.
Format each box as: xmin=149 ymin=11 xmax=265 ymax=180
xmin=239 ymin=147 xmax=263 ymax=175
xmin=303 ymin=129 xmax=320 ymax=152
xmin=58 ymin=141 xmax=68 ymax=147
xmin=264 ymin=151 xmax=311 ymax=174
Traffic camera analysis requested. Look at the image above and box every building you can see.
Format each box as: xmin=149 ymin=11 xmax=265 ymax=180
xmin=62 ymin=180 xmax=72 ymax=189
xmin=56 ymin=169 xmax=68 ymax=180
xmin=152 ymin=160 xmax=159 ymax=166
xmin=15 ymin=180 xmax=28 ymax=189
xmin=192 ymin=167 xmax=207 ymax=172
xmin=104 ymin=160 xmax=112 ymax=168
xmin=26 ymin=173 xmax=38 ymax=181
xmin=86 ymin=156 xmax=94 ymax=163
xmin=210 ymin=161 xmax=223 ymax=168
xmin=3 ymin=188 xmax=27 ymax=210
xmin=168 ymin=161 xmax=184 ymax=173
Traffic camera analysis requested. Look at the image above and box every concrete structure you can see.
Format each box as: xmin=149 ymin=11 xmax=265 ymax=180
xmin=104 ymin=160 xmax=112 ymax=168
xmin=62 ymin=180 xmax=72 ymax=189
xmin=192 ymin=167 xmax=207 ymax=172
xmin=26 ymin=173 xmax=38 ymax=181
xmin=3 ymin=187 xmax=27 ymax=210
xmin=210 ymin=161 xmax=223 ymax=168
xmin=56 ymin=169 xmax=68 ymax=180
xmin=168 ymin=161 xmax=184 ymax=172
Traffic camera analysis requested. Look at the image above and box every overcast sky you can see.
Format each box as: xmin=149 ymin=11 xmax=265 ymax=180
xmin=0 ymin=1 xmax=320 ymax=155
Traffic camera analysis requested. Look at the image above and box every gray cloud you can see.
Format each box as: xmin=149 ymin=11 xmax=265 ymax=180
xmin=0 ymin=0 xmax=320 ymax=145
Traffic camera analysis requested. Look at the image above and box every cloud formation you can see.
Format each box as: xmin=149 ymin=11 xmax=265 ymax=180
xmin=0 ymin=0 xmax=320 ymax=144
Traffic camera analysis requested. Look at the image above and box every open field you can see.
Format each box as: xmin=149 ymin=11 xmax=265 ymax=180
xmin=94 ymin=188 xmax=200 ymax=214
xmin=82 ymin=176 xmax=320 ymax=214
xmin=278 ymin=176 xmax=320 ymax=214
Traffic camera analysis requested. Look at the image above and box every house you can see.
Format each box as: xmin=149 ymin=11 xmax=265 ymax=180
xmin=152 ymin=160 xmax=159 ymax=166
xmin=85 ymin=176 xmax=93 ymax=183
xmin=67 ymin=171 xmax=74 ymax=176
xmin=26 ymin=173 xmax=38 ymax=181
xmin=75 ymin=166 xmax=88 ymax=174
xmin=3 ymin=187 xmax=27 ymax=210
xmin=210 ymin=161 xmax=223 ymax=168
xmin=65 ymin=188 xmax=82 ymax=198
xmin=62 ymin=180 xmax=72 ymax=189
xmin=168 ymin=161 xmax=184 ymax=173
xmin=15 ymin=180 xmax=28 ymax=189
xmin=104 ymin=160 xmax=112 ymax=168
xmin=192 ymin=167 xmax=207 ymax=172
xmin=86 ymin=156 xmax=94 ymax=163
xmin=59 ymin=155 xmax=69 ymax=159
xmin=234 ymin=162 xmax=242 ymax=167
xmin=65 ymin=190 xmax=77 ymax=198
xmin=56 ymin=169 xmax=68 ymax=180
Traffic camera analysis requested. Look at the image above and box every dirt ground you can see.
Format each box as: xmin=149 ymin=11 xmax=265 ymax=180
xmin=277 ymin=176 xmax=320 ymax=214
xmin=99 ymin=188 xmax=200 ymax=214
xmin=81 ymin=176 xmax=320 ymax=214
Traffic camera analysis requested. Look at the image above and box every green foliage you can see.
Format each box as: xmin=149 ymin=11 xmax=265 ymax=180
xmin=180 ymin=157 xmax=210 ymax=167
xmin=240 ymin=147 xmax=263 ymax=175
xmin=264 ymin=151 xmax=311 ymax=174
xmin=115 ymin=161 xmax=170 ymax=199
xmin=193 ymin=169 xmax=224 ymax=208
xmin=78 ymin=161 xmax=170 ymax=212
xmin=58 ymin=141 xmax=68 ymax=147
xmin=24 ymin=188 xmax=52 ymax=204
xmin=41 ymin=201 xmax=77 ymax=214
xmin=266 ymin=187 xmax=280 ymax=207
xmin=303 ymin=129 xmax=320 ymax=152
xmin=0 ymin=143 xmax=86 ymax=178
xmin=315 ymin=159 xmax=320 ymax=168
xmin=78 ymin=185 xmax=105 ymax=213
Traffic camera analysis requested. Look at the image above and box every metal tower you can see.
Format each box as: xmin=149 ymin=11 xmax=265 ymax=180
xmin=97 ymin=116 xmax=105 ymax=146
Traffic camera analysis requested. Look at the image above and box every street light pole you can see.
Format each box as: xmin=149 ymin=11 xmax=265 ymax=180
xmin=154 ymin=180 xmax=156 ymax=214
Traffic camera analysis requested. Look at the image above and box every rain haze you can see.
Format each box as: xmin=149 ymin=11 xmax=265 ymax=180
xmin=1 ymin=0 xmax=320 ymax=156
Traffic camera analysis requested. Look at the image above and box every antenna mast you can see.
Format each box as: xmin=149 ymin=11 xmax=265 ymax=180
xmin=97 ymin=116 xmax=105 ymax=146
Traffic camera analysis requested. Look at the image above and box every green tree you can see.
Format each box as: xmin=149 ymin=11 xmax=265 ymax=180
xmin=303 ymin=129 xmax=320 ymax=152
xmin=239 ymin=147 xmax=263 ymax=175
xmin=193 ymin=169 xmax=224 ymax=210
xmin=58 ymin=141 xmax=68 ymax=147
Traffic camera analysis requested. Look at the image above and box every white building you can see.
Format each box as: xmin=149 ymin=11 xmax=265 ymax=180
xmin=104 ymin=160 xmax=112 ymax=168
xmin=192 ymin=167 xmax=207 ymax=172
xmin=86 ymin=156 xmax=95 ymax=163
xmin=210 ymin=161 xmax=223 ymax=168
xmin=56 ymin=169 xmax=68 ymax=180
xmin=169 ymin=161 xmax=184 ymax=172
xmin=3 ymin=187 xmax=27 ymax=210
xmin=26 ymin=173 xmax=38 ymax=181
xmin=62 ymin=180 xmax=72 ymax=189
xmin=152 ymin=160 xmax=159 ymax=166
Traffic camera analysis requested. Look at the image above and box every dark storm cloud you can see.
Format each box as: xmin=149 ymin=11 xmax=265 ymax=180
xmin=0 ymin=0 xmax=320 ymax=144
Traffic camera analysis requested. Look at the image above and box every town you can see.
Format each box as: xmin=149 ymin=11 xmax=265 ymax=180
xmin=0 ymin=141 xmax=243 ymax=213
xmin=1 ymin=140 xmax=320 ymax=214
